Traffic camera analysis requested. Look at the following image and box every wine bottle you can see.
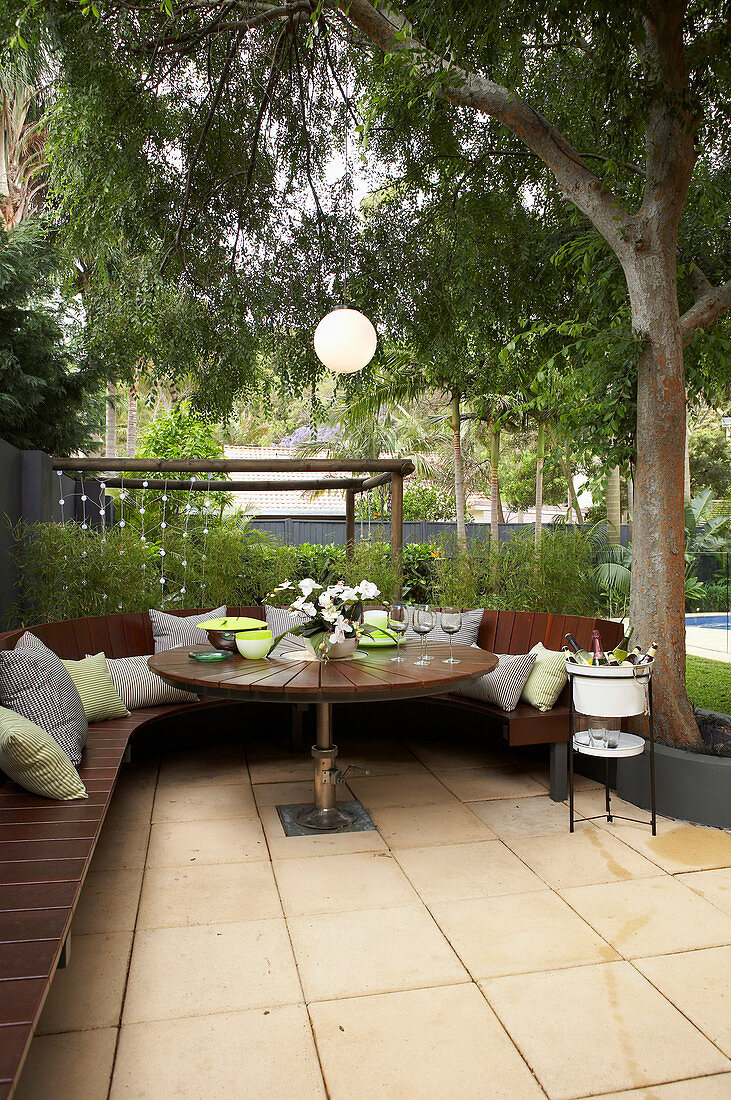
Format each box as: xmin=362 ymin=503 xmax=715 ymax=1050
xmin=591 ymin=629 xmax=608 ymax=666
xmin=635 ymin=642 xmax=658 ymax=667
xmin=561 ymin=644 xmax=577 ymax=664
xmin=624 ymin=646 xmax=643 ymax=665
xmin=612 ymin=625 xmax=635 ymax=663
xmin=564 ymin=633 xmax=592 ymax=666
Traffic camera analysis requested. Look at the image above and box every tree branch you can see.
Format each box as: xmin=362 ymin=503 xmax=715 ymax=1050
xmin=339 ymin=0 xmax=631 ymax=255
xmin=680 ymin=273 xmax=731 ymax=345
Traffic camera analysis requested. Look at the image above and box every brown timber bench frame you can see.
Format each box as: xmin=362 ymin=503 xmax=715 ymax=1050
xmin=0 ymin=606 xmax=265 ymax=1098
xmin=0 ymin=605 xmax=620 ymax=1096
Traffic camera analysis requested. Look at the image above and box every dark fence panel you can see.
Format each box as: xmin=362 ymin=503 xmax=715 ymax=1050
xmin=248 ymin=516 xmax=631 ymax=547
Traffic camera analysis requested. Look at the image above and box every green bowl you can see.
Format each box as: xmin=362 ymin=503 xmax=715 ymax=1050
xmin=235 ymin=630 xmax=273 ymax=660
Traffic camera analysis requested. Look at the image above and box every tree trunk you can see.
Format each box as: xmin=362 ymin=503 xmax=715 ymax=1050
xmin=534 ymin=421 xmax=545 ymax=548
xmin=561 ymin=444 xmax=583 ymax=524
xmin=127 ymin=381 xmax=139 ymax=457
xmin=627 ymin=269 xmax=699 ymax=747
xmin=606 ymin=465 xmax=622 ymax=544
xmin=105 ymin=382 xmax=117 ymax=457
xmin=626 ymin=475 xmax=634 ymax=541
xmin=489 ymin=425 xmax=500 ymax=547
xmin=684 ymin=417 xmax=691 ymax=502
xmin=449 ymin=393 xmax=467 ymax=548
xmin=497 ymin=483 xmax=505 ymax=524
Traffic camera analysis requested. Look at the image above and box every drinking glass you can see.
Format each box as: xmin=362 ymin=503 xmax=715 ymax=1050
xmin=388 ymin=603 xmax=408 ymax=662
xmin=440 ymin=608 xmax=462 ymax=663
xmin=412 ymin=606 xmax=435 ymax=665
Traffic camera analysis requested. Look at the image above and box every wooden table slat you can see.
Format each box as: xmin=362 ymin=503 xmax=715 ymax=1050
xmin=148 ymin=643 xmax=497 ymax=705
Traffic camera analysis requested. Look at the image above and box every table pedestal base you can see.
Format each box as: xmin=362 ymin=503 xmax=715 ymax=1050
xmin=296 ymin=804 xmax=355 ymax=831
xmin=296 ymin=701 xmax=355 ymax=833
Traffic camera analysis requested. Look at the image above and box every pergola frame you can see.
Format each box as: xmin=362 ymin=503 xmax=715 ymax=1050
xmin=52 ymin=457 xmax=415 ymax=568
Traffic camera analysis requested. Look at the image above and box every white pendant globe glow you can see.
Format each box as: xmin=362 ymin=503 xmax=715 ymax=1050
xmin=313 ymin=308 xmax=377 ymax=374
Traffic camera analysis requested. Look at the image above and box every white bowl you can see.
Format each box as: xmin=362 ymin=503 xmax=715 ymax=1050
xmin=235 ymin=631 xmax=273 ymax=659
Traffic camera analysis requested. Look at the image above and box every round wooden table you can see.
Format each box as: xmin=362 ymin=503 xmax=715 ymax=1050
xmin=149 ymin=641 xmax=498 ymax=831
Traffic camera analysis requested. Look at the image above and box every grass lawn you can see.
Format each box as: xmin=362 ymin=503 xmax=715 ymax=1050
xmin=686 ymin=654 xmax=731 ymax=714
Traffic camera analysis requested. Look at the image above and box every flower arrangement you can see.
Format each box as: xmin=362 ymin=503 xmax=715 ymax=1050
xmin=267 ymin=573 xmax=382 ymax=659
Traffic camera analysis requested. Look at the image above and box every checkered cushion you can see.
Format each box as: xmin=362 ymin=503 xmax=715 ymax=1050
xmin=0 ymin=633 xmax=88 ymax=765
xmin=149 ymin=606 xmax=227 ymax=653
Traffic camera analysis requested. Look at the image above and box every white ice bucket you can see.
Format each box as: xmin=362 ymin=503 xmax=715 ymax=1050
xmin=568 ymin=662 xmax=652 ymax=718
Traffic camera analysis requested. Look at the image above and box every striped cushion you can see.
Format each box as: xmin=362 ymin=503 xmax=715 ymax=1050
xmin=150 ymin=606 xmax=227 ymax=653
xmin=0 ymin=706 xmax=87 ymax=800
xmin=264 ymin=605 xmax=309 ymax=653
xmin=0 ymin=633 xmax=88 ymax=765
xmin=102 ymin=655 xmax=198 ymax=709
xmin=454 ymin=652 xmax=536 ymax=711
xmin=405 ymin=608 xmax=483 ymax=646
xmin=520 ymin=644 xmax=568 ymax=712
xmin=62 ymin=652 xmax=131 ymax=722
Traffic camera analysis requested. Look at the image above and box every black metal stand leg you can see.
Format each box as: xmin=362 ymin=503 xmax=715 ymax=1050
xmin=550 ymin=741 xmax=568 ymax=802
xmin=605 ymin=758 xmax=613 ymax=822
xmin=296 ymin=703 xmax=355 ymax=832
xmin=568 ymin=694 xmax=575 ymax=832
xmin=649 ymin=679 xmax=656 ymax=835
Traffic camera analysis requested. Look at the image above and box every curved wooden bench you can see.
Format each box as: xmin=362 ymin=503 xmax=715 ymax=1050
xmin=0 ymin=604 xmax=619 ymax=1096
xmin=0 ymin=606 xmax=264 ymax=1098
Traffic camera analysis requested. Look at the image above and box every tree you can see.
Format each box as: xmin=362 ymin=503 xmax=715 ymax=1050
xmin=7 ymin=1 xmax=731 ymax=745
xmin=689 ymin=424 xmax=731 ymax=500
xmin=0 ymin=219 xmax=102 ymax=452
xmin=0 ymin=51 xmax=47 ymax=229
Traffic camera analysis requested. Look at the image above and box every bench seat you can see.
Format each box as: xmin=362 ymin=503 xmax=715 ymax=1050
xmin=0 ymin=604 xmax=620 ymax=1096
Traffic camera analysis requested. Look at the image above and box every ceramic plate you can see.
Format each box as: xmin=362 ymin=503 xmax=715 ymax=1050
xmin=358 ymin=630 xmax=399 ymax=649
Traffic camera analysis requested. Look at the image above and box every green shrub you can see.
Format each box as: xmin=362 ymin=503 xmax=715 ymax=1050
xmin=6 ymin=521 xmax=604 ymax=628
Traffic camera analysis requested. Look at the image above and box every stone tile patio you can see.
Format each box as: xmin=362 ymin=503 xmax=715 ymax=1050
xmin=14 ymin=734 xmax=731 ymax=1099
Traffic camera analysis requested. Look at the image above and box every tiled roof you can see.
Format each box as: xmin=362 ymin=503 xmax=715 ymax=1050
xmin=223 ymin=445 xmax=347 ymax=515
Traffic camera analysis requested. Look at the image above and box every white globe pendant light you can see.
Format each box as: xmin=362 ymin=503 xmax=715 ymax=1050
xmin=314 ymin=307 xmax=377 ymax=374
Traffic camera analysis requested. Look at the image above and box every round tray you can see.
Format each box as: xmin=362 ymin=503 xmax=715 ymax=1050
xmin=573 ymin=732 xmax=646 ymax=758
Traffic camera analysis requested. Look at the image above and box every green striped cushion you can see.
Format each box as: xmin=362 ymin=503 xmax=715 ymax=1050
xmin=0 ymin=706 xmax=88 ymax=800
xmin=62 ymin=653 xmax=130 ymax=722
xmin=520 ymin=643 xmax=568 ymax=711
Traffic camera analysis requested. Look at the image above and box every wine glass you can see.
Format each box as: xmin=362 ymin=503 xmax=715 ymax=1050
xmin=412 ymin=605 xmax=435 ymax=665
xmin=388 ymin=603 xmax=408 ymax=662
xmin=440 ymin=607 xmax=462 ymax=663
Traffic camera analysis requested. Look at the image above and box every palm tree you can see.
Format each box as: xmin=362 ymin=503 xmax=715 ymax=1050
xmin=0 ymin=53 xmax=48 ymax=229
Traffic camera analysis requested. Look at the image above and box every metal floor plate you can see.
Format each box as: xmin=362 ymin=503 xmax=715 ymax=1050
xmin=276 ymin=800 xmax=377 ymax=837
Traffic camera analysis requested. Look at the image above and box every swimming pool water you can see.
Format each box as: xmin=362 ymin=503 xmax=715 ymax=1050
xmin=685 ymin=614 xmax=730 ymax=630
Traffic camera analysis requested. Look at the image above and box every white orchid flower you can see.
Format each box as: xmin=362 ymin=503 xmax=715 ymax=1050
xmin=291 ymin=598 xmax=317 ymax=617
xmin=329 ymin=623 xmax=347 ymax=644
xmin=321 ymin=608 xmax=340 ymax=623
xmin=357 ymin=580 xmax=380 ymax=599
xmin=318 ymin=591 xmax=335 ymax=607
xmin=275 ymin=580 xmax=294 ymax=590
xmin=298 ymin=578 xmax=323 ymax=597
